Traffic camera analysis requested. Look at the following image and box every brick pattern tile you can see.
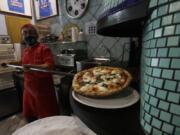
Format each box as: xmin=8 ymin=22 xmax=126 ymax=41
xmin=141 ymin=1 xmax=180 ymax=135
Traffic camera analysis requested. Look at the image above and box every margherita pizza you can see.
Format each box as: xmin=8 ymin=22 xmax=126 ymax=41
xmin=72 ymin=66 xmax=132 ymax=98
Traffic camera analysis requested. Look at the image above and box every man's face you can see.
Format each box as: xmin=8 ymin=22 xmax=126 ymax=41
xmin=21 ymin=27 xmax=38 ymax=46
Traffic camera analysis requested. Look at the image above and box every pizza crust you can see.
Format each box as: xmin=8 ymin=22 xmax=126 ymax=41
xmin=72 ymin=66 xmax=132 ymax=98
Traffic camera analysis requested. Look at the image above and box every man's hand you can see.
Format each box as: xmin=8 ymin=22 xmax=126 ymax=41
xmin=23 ymin=64 xmax=31 ymax=72
xmin=1 ymin=62 xmax=7 ymax=67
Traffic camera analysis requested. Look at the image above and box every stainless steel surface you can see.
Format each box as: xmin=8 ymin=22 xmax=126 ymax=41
xmin=55 ymin=54 xmax=75 ymax=67
xmin=76 ymin=57 xmax=111 ymax=72
xmin=76 ymin=58 xmax=124 ymax=72
xmin=54 ymin=49 xmax=88 ymax=67
xmin=6 ymin=64 xmax=75 ymax=76
xmin=93 ymin=57 xmax=110 ymax=62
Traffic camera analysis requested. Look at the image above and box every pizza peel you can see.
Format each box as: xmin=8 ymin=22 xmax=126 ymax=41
xmin=2 ymin=64 xmax=75 ymax=76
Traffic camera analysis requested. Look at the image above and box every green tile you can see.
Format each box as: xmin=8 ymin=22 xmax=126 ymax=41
xmin=174 ymin=12 xmax=180 ymax=23
xmin=151 ymin=9 xmax=157 ymax=20
xmin=153 ymin=18 xmax=161 ymax=29
xmin=144 ymin=75 xmax=148 ymax=82
xmin=158 ymin=5 xmax=168 ymax=16
xmin=158 ymin=0 xmax=168 ymax=5
xmin=175 ymin=127 xmax=180 ymax=135
xmin=152 ymin=118 xmax=162 ymax=129
xmin=148 ymin=31 xmax=154 ymax=40
xmin=144 ymin=83 xmax=149 ymax=92
xmin=167 ymin=36 xmax=179 ymax=46
xmin=150 ymin=96 xmax=158 ymax=107
xmin=164 ymin=26 xmax=175 ymax=36
xmin=175 ymin=70 xmax=180 ymax=80
xmin=144 ymin=122 xmax=152 ymax=134
xmin=152 ymin=68 xmax=161 ymax=77
xmin=178 ymin=82 xmax=180 ymax=92
xmin=144 ymin=26 xmax=149 ymax=34
xmin=156 ymin=89 xmax=167 ymax=99
xmin=167 ymin=92 xmax=180 ymax=103
xmin=146 ymin=67 xmax=153 ymax=75
xmin=141 ymin=119 xmax=145 ymax=127
xmin=151 ymin=58 xmax=159 ymax=66
xmin=160 ymin=111 xmax=172 ymax=123
xmin=146 ymin=58 xmax=152 ymax=66
xmin=153 ymin=78 xmax=163 ymax=88
xmin=162 ymin=123 xmax=174 ymax=134
xmin=150 ymin=39 xmax=157 ymax=48
xmin=169 ymin=48 xmax=180 ymax=57
xmin=148 ymin=86 xmax=156 ymax=96
xmin=150 ymin=107 xmax=160 ymax=117
xmin=145 ymin=93 xmax=150 ymax=102
xmin=155 ymin=28 xmax=163 ymax=37
xmin=159 ymin=58 xmax=170 ymax=68
xmin=145 ymin=41 xmax=151 ymax=48
xmin=169 ymin=1 xmax=180 ymax=13
xmin=171 ymin=59 xmax=180 ymax=69
xmin=158 ymin=100 xmax=169 ymax=111
xmin=147 ymin=22 xmax=153 ymax=33
xmin=144 ymin=113 xmax=152 ymax=123
xmin=162 ymin=69 xmax=174 ymax=79
xmin=170 ymin=104 xmax=180 ymax=115
xmin=157 ymin=48 xmax=168 ymax=57
xmin=145 ymin=49 xmax=150 ymax=57
xmin=162 ymin=15 xmax=173 ymax=26
xmin=156 ymin=38 xmax=166 ymax=47
xmin=148 ymin=77 xmax=154 ymax=85
xmin=150 ymin=49 xmax=157 ymax=57
xmin=144 ymin=102 xmax=150 ymax=112
xmin=153 ymin=128 xmax=162 ymax=135
xmin=144 ymin=48 xmax=148 ymax=54
xmin=149 ymin=0 xmax=158 ymax=8
xmin=141 ymin=96 xmax=145 ymax=106
xmin=176 ymin=25 xmax=180 ymax=34
xmin=164 ymin=80 xmax=177 ymax=91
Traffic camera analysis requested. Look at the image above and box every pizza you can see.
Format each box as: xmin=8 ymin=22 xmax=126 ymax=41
xmin=72 ymin=66 xmax=132 ymax=98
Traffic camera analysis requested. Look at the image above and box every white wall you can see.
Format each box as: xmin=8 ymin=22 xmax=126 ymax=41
xmin=0 ymin=14 xmax=8 ymax=35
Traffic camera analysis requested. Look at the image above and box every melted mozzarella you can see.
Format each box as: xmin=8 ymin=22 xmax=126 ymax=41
xmin=90 ymin=77 xmax=96 ymax=83
xmin=97 ymin=85 xmax=108 ymax=92
xmin=93 ymin=68 xmax=102 ymax=76
xmin=112 ymin=78 xmax=119 ymax=83
xmin=83 ymin=76 xmax=91 ymax=82
xmin=97 ymin=83 xmax=108 ymax=92
xmin=101 ymin=69 xmax=109 ymax=74
xmin=111 ymin=70 xmax=119 ymax=74
xmin=80 ymin=84 xmax=91 ymax=91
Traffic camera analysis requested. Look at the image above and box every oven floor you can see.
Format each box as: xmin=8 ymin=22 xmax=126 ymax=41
xmin=0 ymin=113 xmax=27 ymax=135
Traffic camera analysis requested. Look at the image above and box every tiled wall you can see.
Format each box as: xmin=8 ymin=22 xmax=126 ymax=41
xmin=140 ymin=0 xmax=180 ymax=135
xmin=48 ymin=0 xmax=130 ymax=62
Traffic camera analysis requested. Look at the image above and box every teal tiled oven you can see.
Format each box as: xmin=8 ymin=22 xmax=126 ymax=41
xmin=140 ymin=0 xmax=180 ymax=134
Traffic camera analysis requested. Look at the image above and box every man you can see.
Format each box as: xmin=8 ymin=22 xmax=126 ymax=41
xmin=3 ymin=24 xmax=59 ymax=122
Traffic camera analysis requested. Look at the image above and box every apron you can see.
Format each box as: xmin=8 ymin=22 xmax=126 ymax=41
xmin=22 ymin=43 xmax=59 ymax=118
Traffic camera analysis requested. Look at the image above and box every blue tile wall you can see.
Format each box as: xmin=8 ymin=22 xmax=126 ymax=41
xmin=141 ymin=1 xmax=180 ymax=135
xmin=46 ymin=0 xmax=130 ymax=61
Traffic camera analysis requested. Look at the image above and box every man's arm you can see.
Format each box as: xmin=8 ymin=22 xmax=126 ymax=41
xmin=1 ymin=61 xmax=21 ymax=67
xmin=23 ymin=63 xmax=49 ymax=69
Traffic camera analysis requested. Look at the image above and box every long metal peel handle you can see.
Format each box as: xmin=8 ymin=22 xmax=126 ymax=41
xmin=6 ymin=64 xmax=75 ymax=76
